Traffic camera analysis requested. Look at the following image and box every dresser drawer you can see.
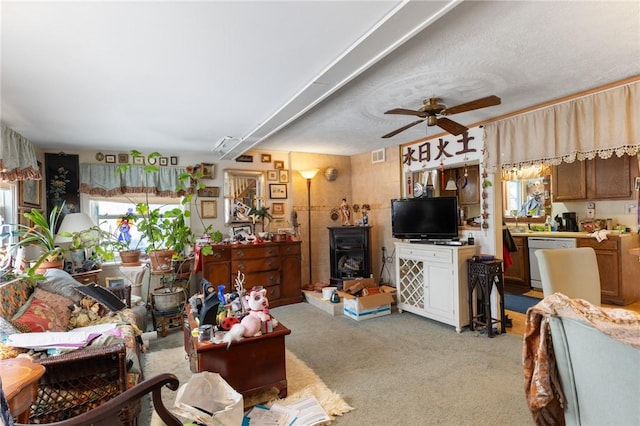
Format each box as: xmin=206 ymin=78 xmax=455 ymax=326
xmin=279 ymin=243 xmax=301 ymax=256
xmin=204 ymin=247 xmax=231 ymax=261
xmin=233 ymin=257 xmax=279 ymax=273
xmin=243 ymin=271 xmax=281 ymax=288
xmin=232 ymin=245 xmax=278 ymax=260
xmin=72 ymin=271 xmax=101 ymax=285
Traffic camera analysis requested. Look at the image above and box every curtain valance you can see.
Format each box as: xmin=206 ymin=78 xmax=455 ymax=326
xmin=79 ymin=163 xmax=190 ymax=197
xmin=485 ymin=81 xmax=640 ymax=171
xmin=0 ymin=123 xmax=42 ymax=181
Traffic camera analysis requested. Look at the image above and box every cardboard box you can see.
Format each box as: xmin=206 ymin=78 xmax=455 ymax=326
xmin=342 ymin=277 xmax=376 ymax=294
xmin=341 ymin=280 xmax=394 ymax=321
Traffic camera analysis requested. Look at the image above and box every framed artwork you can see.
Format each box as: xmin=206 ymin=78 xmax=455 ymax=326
xmin=159 ymin=157 xmax=168 ymax=166
xmin=274 ymin=160 xmax=284 ymax=169
xmin=267 ymin=170 xmax=278 ymax=181
xmin=105 ymin=154 xmax=116 ymax=164
xmin=200 ymin=163 xmax=215 ymax=179
xmin=197 ymin=186 xmax=220 ymax=197
xmin=201 ymin=200 xmax=217 ymax=219
xmin=18 ymin=161 xmax=42 ymax=208
xmin=170 ymin=156 xmax=178 ymax=165
xmin=269 ymin=183 xmax=287 ymax=199
xmin=271 ymin=202 xmax=285 ymax=216
xmin=635 ymin=177 xmax=640 ymax=191
xmin=118 ymin=153 xmax=129 ymax=163
xmin=231 ymin=224 xmax=253 ymax=237
xmin=105 ymin=277 xmax=125 ymax=288
xmin=279 ymin=170 xmax=289 ymax=183
xmin=133 ymin=156 xmax=145 ymax=165
xmin=261 ymin=153 xmax=272 ymax=163
xmin=44 ymin=152 xmax=80 ymax=220
xmin=236 ymin=155 xmax=253 ymax=163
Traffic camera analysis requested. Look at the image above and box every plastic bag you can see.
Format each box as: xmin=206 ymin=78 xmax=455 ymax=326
xmin=172 ymin=372 xmax=243 ymax=426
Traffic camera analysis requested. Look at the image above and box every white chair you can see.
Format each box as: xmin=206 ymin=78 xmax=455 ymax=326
xmin=535 ymin=247 xmax=601 ymax=305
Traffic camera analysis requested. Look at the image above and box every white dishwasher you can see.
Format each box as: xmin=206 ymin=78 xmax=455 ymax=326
xmin=528 ymin=237 xmax=577 ymax=290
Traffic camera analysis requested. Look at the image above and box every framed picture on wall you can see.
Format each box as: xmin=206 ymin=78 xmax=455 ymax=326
xmin=201 ymin=200 xmax=217 ymax=219
xmin=18 ymin=161 xmax=42 ymax=208
xmin=261 ymin=153 xmax=272 ymax=163
xmin=279 ymin=170 xmax=289 ymax=183
xmin=274 ymin=160 xmax=284 ymax=169
xmin=199 ymin=163 xmax=215 ymax=179
xmin=44 ymin=152 xmax=80 ymax=219
xmin=267 ymin=170 xmax=278 ymax=181
xmin=269 ymin=184 xmax=287 ymax=199
xmin=271 ymin=202 xmax=285 ymax=216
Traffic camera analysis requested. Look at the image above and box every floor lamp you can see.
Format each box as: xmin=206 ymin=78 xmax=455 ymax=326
xmin=299 ymin=169 xmax=319 ymax=284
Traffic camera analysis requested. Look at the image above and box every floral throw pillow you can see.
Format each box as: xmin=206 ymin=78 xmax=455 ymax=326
xmin=32 ymin=288 xmax=73 ymax=329
xmin=12 ymin=298 xmax=66 ymax=332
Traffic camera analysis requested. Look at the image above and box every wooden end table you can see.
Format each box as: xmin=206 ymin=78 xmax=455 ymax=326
xmin=0 ymin=357 xmax=46 ymax=422
xmin=185 ymin=304 xmax=291 ymax=399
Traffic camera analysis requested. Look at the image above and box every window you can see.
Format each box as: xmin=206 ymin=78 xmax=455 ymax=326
xmin=89 ymin=196 xmax=183 ymax=253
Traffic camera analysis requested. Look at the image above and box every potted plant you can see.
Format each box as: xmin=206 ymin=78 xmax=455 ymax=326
xmin=16 ymin=204 xmax=65 ymax=274
xmin=249 ymin=205 xmax=272 ymax=235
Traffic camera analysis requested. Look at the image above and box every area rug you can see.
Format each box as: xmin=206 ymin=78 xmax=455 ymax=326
xmin=504 ymin=293 xmax=542 ymax=314
xmin=143 ymin=342 xmax=353 ymax=425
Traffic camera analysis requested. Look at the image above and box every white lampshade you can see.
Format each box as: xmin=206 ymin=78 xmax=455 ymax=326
xmin=54 ymin=212 xmax=97 ymax=244
xmin=299 ymin=169 xmax=319 ymax=180
xmin=445 ymin=178 xmax=458 ymax=191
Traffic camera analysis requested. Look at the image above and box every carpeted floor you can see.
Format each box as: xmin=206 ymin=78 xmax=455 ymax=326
xmin=504 ymin=294 xmax=542 ymax=314
xmin=140 ymin=302 xmax=534 ymax=425
xmin=141 ymin=328 xmax=353 ymax=425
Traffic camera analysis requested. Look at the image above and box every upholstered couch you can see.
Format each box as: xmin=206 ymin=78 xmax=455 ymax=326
xmin=549 ymin=315 xmax=640 ymax=425
xmin=0 ymin=269 xmax=144 ymax=424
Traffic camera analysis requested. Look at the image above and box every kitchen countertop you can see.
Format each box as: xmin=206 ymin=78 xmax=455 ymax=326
xmin=507 ymin=230 xmax=637 ymax=238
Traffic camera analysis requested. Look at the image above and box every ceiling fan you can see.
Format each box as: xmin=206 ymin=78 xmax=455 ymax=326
xmin=382 ymin=95 xmax=501 ymax=138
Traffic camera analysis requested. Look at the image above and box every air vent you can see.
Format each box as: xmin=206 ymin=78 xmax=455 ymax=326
xmin=371 ymin=149 xmax=385 ymax=163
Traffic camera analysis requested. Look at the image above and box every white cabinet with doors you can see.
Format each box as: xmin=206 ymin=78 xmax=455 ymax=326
xmin=395 ymin=243 xmax=476 ymax=332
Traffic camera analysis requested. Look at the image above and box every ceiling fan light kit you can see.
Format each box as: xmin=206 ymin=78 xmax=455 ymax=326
xmin=382 ymin=95 xmax=501 ymax=138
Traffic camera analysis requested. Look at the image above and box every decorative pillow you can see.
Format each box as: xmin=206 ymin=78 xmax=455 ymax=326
xmin=12 ymin=298 xmax=66 ymax=332
xmin=38 ymin=269 xmax=83 ymax=304
xmin=0 ymin=317 xmax=21 ymax=337
xmin=32 ymin=288 xmax=73 ymax=329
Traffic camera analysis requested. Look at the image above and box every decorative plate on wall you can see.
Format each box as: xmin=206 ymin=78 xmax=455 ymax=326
xmin=95 ymin=152 xmax=104 ymax=161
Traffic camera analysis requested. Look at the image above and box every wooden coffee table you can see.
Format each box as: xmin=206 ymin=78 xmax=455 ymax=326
xmin=0 ymin=357 xmax=46 ymax=422
xmin=185 ymin=305 xmax=291 ymax=399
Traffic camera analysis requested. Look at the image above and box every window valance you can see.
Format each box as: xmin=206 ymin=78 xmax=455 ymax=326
xmin=485 ymin=80 xmax=640 ymax=171
xmin=79 ymin=163 xmax=190 ymax=197
xmin=0 ymin=123 xmax=42 ymax=181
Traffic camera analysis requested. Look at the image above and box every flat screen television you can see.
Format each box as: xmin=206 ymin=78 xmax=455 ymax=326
xmin=391 ymin=196 xmax=459 ymax=241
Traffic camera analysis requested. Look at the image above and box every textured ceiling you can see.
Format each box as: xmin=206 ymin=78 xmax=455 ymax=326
xmin=2 ymin=1 xmax=639 ymax=159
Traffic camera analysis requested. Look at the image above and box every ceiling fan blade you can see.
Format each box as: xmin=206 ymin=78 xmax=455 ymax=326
xmin=436 ymin=117 xmax=468 ymax=136
xmin=384 ymin=108 xmax=426 ymax=117
xmin=443 ymin=95 xmax=501 ymax=115
xmin=382 ymin=119 xmax=424 ymax=138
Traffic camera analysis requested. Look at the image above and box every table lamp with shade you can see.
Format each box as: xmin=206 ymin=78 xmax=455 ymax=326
xmin=54 ymin=212 xmax=98 ymax=270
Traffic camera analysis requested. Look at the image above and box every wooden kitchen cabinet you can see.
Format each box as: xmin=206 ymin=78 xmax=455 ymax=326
xmin=441 ymin=165 xmax=480 ymax=206
xmin=553 ymin=155 xmax=637 ymax=201
xmin=504 ymin=235 xmax=529 ymax=293
xmin=577 ymin=234 xmax=640 ymax=305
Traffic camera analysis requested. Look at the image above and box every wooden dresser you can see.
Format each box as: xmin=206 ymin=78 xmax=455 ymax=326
xmin=200 ymin=241 xmax=302 ymax=307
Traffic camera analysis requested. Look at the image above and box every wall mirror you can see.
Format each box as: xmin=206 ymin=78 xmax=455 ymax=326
xmin=224 ymin=169 xmax=264 ymax=224
xmin=501 ymin=165 xmax=552 ymax=221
